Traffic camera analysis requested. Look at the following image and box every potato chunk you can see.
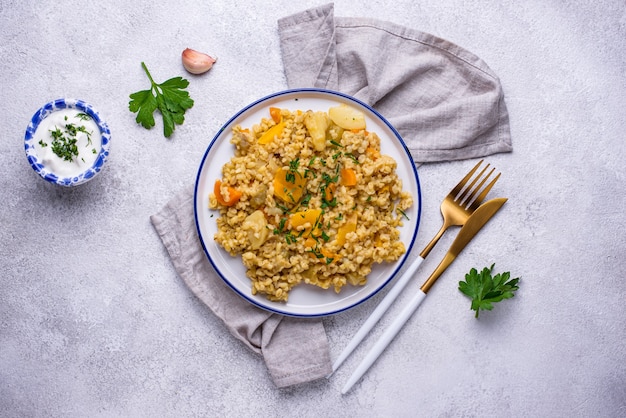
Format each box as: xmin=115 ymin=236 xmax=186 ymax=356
xmin=242 ymin=210 xmax=269 ymax=249
xmin=328 ymin=104 xmax=366 ymax=130
xmin=304 ymin=111 xmax=329 ymax=151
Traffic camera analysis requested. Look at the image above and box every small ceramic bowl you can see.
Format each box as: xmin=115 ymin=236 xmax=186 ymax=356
xmin=24 ymin=98 xmax=111 ymax=186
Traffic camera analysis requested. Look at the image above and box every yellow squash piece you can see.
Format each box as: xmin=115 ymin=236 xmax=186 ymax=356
xmin=290 ymin=209 xmax=322 ymax=237
xmin=273 ymin=168 xmax=306 ymax=204
xmin=258 ymin=121 xmax=286 ymax=144
xmin=336 ymin=214 xmax=357 ymax=247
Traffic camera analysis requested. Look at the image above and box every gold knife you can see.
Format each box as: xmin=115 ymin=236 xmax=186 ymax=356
xmin=341 ymin=197 xmax=508 ymax=394
xmin=419 ymin=197 xmax=508 ymax=294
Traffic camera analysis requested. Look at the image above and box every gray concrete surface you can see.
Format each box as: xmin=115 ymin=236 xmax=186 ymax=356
xmin=1 ymin=1 xmax=625 ymax=417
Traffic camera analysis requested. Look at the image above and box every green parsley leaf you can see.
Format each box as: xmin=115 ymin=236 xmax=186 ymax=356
xmin=129 ymin=62 xmax=194 ymax=138
xmin=458 ymin=264 xmax=520 ymax=318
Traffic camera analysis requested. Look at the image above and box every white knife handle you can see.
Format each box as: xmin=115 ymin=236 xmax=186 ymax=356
xmin=341 ymin=289 xmax=427 ymax=394
xmin=330 ymin=256 xmax=425 ymax=375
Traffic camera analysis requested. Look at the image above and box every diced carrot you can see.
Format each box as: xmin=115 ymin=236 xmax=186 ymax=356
xmin=305 ymin=243 xmax=340 ymax=262
xmin=365 ymin=147 xmax=380 ymax=160
xmin=269 ymin=107 xmax=282 ymax=124
xmin=304 ymin=237 xmax=318 ymax=260
xmin=320 ymin=247 xmax=340 ymax=262
xmin=214 ymin=180 xmax=242 ymax=206
xmin=340 ymin=168 xmax=357 ymax=186
xmin=324 ymin=183 xmax=336 ymax=202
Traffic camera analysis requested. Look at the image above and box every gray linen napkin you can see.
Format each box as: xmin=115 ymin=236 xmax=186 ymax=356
xmin=150 ymin=3 xmax=513 ymax=389
xmin=150 ymin=186 xmax=332 ymax=388
xmin=278 ymin=3 xmax=512 ymax=163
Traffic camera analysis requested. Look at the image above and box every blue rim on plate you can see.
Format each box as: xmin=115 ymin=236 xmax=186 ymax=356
xmin=24 ymin=98 xmax=111 ymax=187
xmin=194 ymin=88 xmax=422 ymax=317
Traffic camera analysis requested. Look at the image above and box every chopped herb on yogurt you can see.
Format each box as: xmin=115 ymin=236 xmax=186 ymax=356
xmin=37 ymin=113 xmax=95 ymax=162
xmin=34 ymin=109 xmax=101 ymax=177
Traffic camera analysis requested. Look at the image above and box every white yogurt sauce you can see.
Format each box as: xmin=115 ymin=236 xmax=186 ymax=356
xmin=33 ymin=108 xmax=101 ymax=177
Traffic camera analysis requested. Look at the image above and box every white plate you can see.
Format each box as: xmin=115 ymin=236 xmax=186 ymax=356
xmin=194 ymin=89 xmax=422 ymax=317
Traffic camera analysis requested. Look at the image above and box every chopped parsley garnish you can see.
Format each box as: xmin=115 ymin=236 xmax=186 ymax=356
xmin=50 ymin=127 xmax=79 ymax=162
xmin=289 ymin=158 xmax=300 ymax=172
xmin=300 ymin=193 xmax=312 ymax=207
xmin=75 ymin=112 xmax=91 ymax=121
xmin=307 ymin=247 xmax=324 ymax=259
xmin=321 ymin=197 xmax=338 ymax=209
xmin=322 ymin=173 xmax=339 ymax=184
xmin=43 ymin=117 xmax=94 ymax=163
xmin=396 ymin=208 xmax=410 ymax=220
xmin=276 ymin=203 xmax=290 ymax=214
xmin=273 ymin=218 xmax=287 ymax=234
xmin=345 ymin=153 xmax=359 ymax=164
xmin=304 ymin=169 xmax=317 ymax=179
xmin=285 ymin=232 xmax=297 ymax=245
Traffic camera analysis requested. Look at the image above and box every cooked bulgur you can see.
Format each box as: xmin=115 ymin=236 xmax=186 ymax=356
xmin=209 ymin=106 xmax=413 ymax=302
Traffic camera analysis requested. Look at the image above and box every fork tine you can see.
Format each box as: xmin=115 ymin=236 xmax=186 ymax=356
xmin=450 ymin=159 xmax=483 ymax=197
xmin=467 ymin=172 xmax=501 ymax=211
xmin=456 ymin=158 xmax=502 ymax=210
xmin=459 ymin=166 xmax=493 ymax=205
xmin=456 ymin=163 xmax=491 ymax=204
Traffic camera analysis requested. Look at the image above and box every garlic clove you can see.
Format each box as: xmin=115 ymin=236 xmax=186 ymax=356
xmin=182 ymin=48 xmax=216 ymax=74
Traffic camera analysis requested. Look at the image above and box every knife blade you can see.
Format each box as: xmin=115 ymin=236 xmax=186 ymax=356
xmin=341 ymin=197 xmax=507 ymax=394
xmin=420 ymin=197 xmax=507 ymax=293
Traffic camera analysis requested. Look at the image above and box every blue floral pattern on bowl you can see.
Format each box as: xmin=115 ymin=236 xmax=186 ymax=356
xmin=24 ymin=98 xmax=111 ymax=187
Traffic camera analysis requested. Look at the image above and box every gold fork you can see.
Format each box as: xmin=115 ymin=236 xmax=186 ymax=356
xmin=420 ymin=160 xmax=500 ymax=259
xmin=330 ymin=159 xmax=500 ymax=374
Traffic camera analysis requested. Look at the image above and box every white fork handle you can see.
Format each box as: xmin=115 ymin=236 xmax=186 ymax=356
xmin=330 ymin=256 xmax=425 ymax=375
xmin=341 ymin=289 xmax=427 ymax=394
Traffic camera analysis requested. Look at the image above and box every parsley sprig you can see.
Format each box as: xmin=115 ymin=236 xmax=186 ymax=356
xmin=458 ymin=264 xmax=520 ymax=318
xmin=129 ymin=62 xmax=194 ymax=138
